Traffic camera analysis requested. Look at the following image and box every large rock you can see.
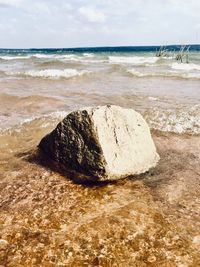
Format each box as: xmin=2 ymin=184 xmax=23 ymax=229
xmin=39 ymin=105 xmax=159 ymax=181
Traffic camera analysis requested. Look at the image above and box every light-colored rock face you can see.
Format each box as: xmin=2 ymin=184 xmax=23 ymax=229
xmin=39 ymin=105 xmax=159 ymax=181
xmin=91 ymin=105 xmax=159 ymax=179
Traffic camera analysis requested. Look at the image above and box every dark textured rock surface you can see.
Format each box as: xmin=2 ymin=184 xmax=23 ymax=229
xmin=39 ymin=110 xmax=106 ymax=180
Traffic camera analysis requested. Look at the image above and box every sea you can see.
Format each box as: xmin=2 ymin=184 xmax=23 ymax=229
xmin=0 ymin=45 xmax=200 ymax=134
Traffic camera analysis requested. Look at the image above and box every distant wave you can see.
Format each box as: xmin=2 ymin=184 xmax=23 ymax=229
xmin=0 ymin=53 xmax=96 ymax=62
xmin=33 ymin=53 xmax=105 ymax=64
xmin=0 ymin=53 xmax=107 ymax=66
xmin=7 ymin=68 xmax=91 ymax=79
xmin=0 ymin=54 xmax=81 ymax=61
xmin=33 ymin=54 xmax=81 ymax=61
xmin=33 ymin=54 xmax=59 ymax=59
xmin=126 ymin=68 xmax=200 ymax=80
xmin=109 ymin=56 xmax=158 ymax=65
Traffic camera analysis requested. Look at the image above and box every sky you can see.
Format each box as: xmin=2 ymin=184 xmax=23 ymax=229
xmin=0 ymin=0 xmax=200 ymax=48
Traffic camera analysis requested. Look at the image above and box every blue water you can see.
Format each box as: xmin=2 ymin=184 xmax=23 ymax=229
xmin=0 ymin=44 xmax=200 ymax=55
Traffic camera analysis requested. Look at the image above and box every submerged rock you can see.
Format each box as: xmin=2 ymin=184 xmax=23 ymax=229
xmin=39 ymin=105 xmax=159 ymax=181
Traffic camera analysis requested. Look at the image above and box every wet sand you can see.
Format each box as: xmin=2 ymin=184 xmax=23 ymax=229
xmin=0 ymin=124 xmax=199 ymax=266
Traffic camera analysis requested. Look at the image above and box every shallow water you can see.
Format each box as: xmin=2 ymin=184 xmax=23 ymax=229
xmin=0 ymin=48 xmax=200 ymax=133
xmin=0 ymin=47 xmax=200 ymax=266
xmin=0 ymin=125 xmax=200 ymax=266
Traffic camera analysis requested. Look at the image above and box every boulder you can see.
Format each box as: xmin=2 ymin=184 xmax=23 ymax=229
xmin=39 ymin=105 xmax=159 ymax=181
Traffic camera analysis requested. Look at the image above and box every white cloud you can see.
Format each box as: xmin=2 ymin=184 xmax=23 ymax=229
xmin=195 ymin=23 xmax=200 ymax=29
xmin=0 ymin=0 xmax=199 ymax=47
xmin=78 ymin=6 xmax=106 ymax=23
xmin=27 ymin=2 xmax=51 ymax=15
xmin=168 ymin=0 xmax=200 ymax=15
xmin=0 ymin=0 xmax=23 ymax=7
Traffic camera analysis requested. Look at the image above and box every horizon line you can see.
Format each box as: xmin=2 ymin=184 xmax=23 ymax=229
xmin=0 ymin=43 xmax=200 ymax=50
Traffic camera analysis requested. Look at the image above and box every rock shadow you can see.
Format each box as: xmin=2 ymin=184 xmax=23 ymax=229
xmin=16 ymin=148 xmax=118 ymax=187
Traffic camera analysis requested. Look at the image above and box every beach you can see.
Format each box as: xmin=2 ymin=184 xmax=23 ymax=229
xmin=0 ymin=47 xmax=200 ymax=266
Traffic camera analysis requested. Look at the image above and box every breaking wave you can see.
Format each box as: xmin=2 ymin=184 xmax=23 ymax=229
xmin=33 ymin=54 xmax=82 ymax=62
xmin=0 ymin=55 xmax=31 ymax=60
xmin=109 ymin=56 xmax=158 ymax=65
xmin=0 ymin=53 xmax=97 ymax=62
xmin=0 ymin=54 xmax=79 ymax=62
xmin=7 ymin=69 xmax=91 ymax=79
xmin=83 ymin=53 xmax=94 ymax=57
xmin=126 ymin=68 xmax=200 ymax=80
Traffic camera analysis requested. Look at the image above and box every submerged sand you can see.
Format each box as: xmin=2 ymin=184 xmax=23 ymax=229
xmin=0 ymin=125 xmax=200 ymax=266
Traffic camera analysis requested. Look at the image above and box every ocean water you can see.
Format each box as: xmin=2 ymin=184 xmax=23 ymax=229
xmin=0 ymin=45 xmax=200 ymax=134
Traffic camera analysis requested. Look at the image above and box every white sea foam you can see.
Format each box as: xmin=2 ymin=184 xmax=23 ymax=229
xmin=0 ymin=53 xmax=104 ymax=64
xmin=109 ymin=56 xmax=158 ymax=65
xmin=33 ymin=53 xmax=95 ymax=62
xmin=1 ymin=106 xmax=200 ymax=136
xmin=127 ymin=68 xmax=200 ymax=79
xmin=8 ymin=69 xmax=91 ymax=79
xmin=171 ymin=62 xmax=200 ymax=71
xmin=1 ymin=105 xmax=200 ymax=136
xmin=144 ymin=105 xmax=200 ymax=134
xmin=83 ymin=53 xmax=94 ymax=57
xmin=61 ymin=54 xmax=104 ymax=63
xmin=32 ymin=53 xmax=79 ymax=61
xmin=0 ymin=53 xmax=82 ymax=62
xmin=0 ymin=55 xmax=31 ymax=60
xmin=148 ymin=96 xmax=158 ymax=101
xmin=33 ymin=54 xmax=57 ymax=59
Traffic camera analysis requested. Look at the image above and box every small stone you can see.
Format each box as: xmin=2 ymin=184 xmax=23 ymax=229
xmin=15 ymin=233 xmax=22 ymax=239
xmin=68 ymin=252 xmax=73 ymax=257
xmin=0 ymin=239 xmax=9 ymax=250
xmin=32 ymin=258 xmax=37 ymax=264
xmin=147 ymin=255 xmax=156 ymax=263
xmin=193 ymin=235 xmax=200 ymax=245
xmin=64 ymin=240 xmax=71 ymax=246
xmin=173 ymin=235 xmax=180 ymax=241
xmin=127 ymin=235 xmax=133 ymax=241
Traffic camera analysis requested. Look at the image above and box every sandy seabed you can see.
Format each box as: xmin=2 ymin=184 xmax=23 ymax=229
xmin=0 ymin=126 xmax=200 ymax=266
